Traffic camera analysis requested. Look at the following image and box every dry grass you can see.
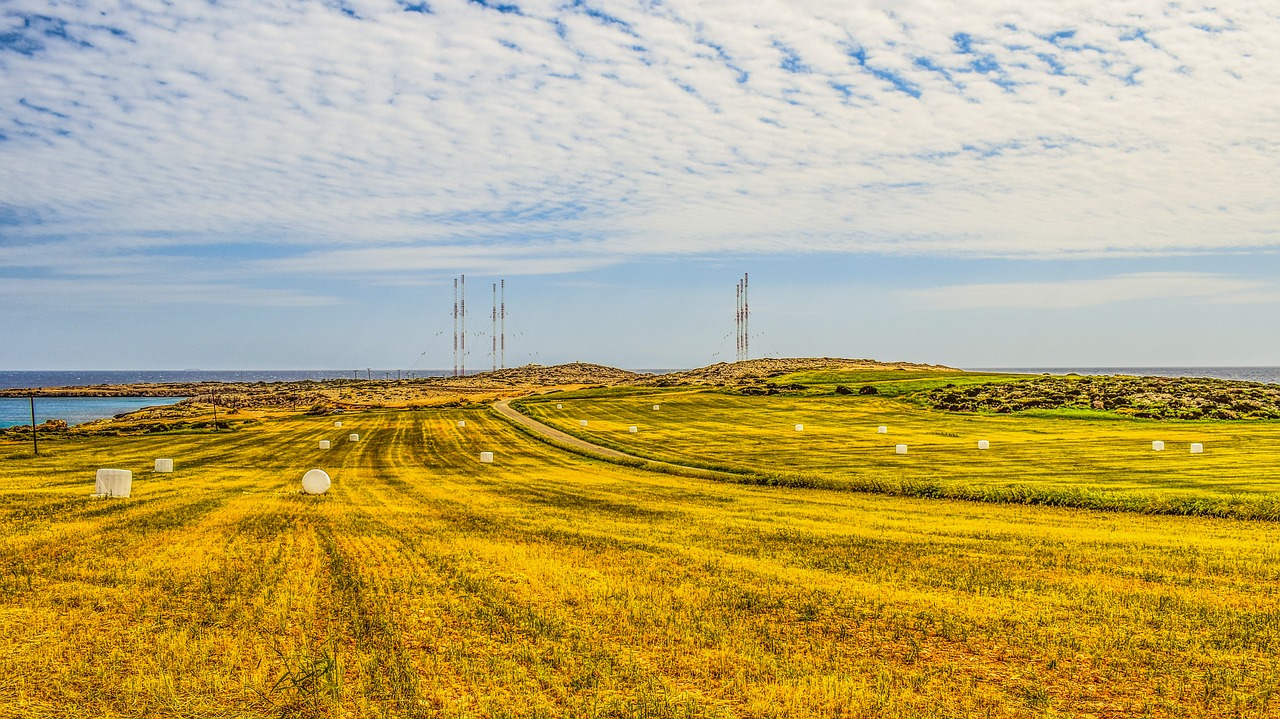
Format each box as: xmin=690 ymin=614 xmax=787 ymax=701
xmin=1 ymin=403 xmax=1279 ymax=717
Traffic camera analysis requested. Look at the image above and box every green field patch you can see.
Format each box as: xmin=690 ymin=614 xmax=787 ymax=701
xmin=524 ymin=389 xmax=1280 ymax=518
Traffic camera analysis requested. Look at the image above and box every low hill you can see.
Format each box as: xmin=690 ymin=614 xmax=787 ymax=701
xmin=637 ymin=357 xmax=960 ymax=386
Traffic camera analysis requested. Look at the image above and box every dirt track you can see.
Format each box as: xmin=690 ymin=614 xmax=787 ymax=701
xmin=491 ymin=399 xmax=641 ymax=461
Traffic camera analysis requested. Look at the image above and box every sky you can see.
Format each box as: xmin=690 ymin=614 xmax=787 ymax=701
xmin=2 ymin=0 xmax=1279 ymax=370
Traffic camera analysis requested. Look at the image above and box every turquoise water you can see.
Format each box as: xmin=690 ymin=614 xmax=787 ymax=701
xmin=0 ymin=397 xmax=187 ymax=428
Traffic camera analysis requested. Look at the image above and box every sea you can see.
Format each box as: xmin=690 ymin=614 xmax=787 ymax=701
xmin=0 ymin=396 xmax=187 ymax=429
xmin=0 ymin=370 xmax=435 ymax=429
xmin=3 ymin=367 xmax=1278 ymax=429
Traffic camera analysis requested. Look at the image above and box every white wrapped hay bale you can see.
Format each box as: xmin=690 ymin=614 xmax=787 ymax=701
xmin=319 ymin=440 xmax=331 ymax=450
xmin=480 ymin=451 xmax=494 ymax=463
xmin=334 ymin=421 xmax=343 ymax=428
xmin=154 ymin=458 xmax=173 ymax=473
xmin=95 ymin=469 xmax=132 ymax=498
xmin=794 ymin=424 xmax=804 ymax=431
xmin=653 ymin=405 xmax=660 ymax=411
xmin=1152 ymin=441 xmax=1164 ymax=451
xmin=877 ymin=426 xmax=887 ymax=434
xmin=458 ymin=420 xmax=466 ymax=428
xmin=895 ymin=444 xmax=908 ymax=455
xmin=301 ymin=469 xmax=330 ymax=495
xmin=977 ymin=440 xmax=989 ymax=450
xmin=556 ymin=403 xmax=563 ymax=410
xmin=580 ymin=420 xmax=588 ymax=427
xmin=629 ymin=426 xmax=638 ymax=433
xmin=349 ymin=433 xmax=359 ymax=442
xmin=1190 ymin=443 xmax=1204 ymax=454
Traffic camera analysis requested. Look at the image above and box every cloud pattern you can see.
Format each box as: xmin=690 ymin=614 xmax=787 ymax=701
xmin=2 ymin=0 xmax=1278 ymax=302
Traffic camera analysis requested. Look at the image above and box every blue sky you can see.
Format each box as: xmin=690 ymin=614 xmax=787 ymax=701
xmin=2 ymin=0 xmax=1279 ymax=370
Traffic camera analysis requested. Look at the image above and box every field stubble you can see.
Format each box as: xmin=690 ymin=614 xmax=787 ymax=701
xmin=0 ymin=401 xmax=1277 ymax=717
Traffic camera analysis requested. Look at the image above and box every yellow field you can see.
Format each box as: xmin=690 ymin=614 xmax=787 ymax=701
xmin=2 ymin=403 xmax=1279 ymax=717
xmin=518 ymin=383 xmax=1280 ymax=518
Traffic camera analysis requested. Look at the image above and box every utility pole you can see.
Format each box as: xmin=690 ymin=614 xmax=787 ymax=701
xmin=29 ymin=395 xmax=37 ymax=456
xmin=211 ymin=386 xmax=219 ymax=432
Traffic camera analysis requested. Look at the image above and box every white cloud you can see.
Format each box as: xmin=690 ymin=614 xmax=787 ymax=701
xmin=906 ymin=271 xmax=1277 ymax=309
xmin=0 ymin=277 xmax=335 ymax=308
xmin=1 ymin=0 xmax=1278 ymax=289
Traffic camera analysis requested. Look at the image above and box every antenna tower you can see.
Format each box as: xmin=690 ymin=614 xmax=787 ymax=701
xmin=460 ymin=274 xmax=466 ymax=376
xmin=458 ymin=275 xmax=463 ymax=378
xmin=735 ymin=272 xmax=750 ymax=362
xmin=500 ymin=279 xmax=506 ymax=369
xmin=735 ymin=279 xmax=742 ymax=362
xmin=491 ymin=282 xmax=497 ymax=372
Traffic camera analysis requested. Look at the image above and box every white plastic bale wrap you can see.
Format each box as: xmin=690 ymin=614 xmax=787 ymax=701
xmin=95 ymin=469 xmax=133 ymax=497
xmin=334 ymin=421 xmax=343 ymax=428
xmin=580 ymin=420 xmax=588 ymax=427
xmin=653 ymin=405 xmax=660 ymax=411
xmin=154 ymin=458 xmax=173 ymax=473
xmin=556 ymin=403 xmax=563 ymax=410
xmin=301 ymin=469 xmax=331 ymax=494
xmin=349 ymin=433 xmax=359 ymax=442
xmin=1152 ymin=441 xmax=1164 ymax=451
xmin=319 ymin=440 xmax=331 ymax=450
xmin=629 ymin=426 xmax=638 ymax=433
xmin=877 ymin=426 xmax=888 ymax=434
xmin=458 ymin=420 xmax=466 ymax=428
xmin=895 ymin=444 xmax=908 ymax=455
xmin=977 ymin=440 xmax=989 ymax=450
xmin=1190 ymin=443 xmax=1204 ymax=454
xmin=480 ymin=452 xmax=494 ymax=463
xmin=794 ymin=424 xmax=804 ymax=431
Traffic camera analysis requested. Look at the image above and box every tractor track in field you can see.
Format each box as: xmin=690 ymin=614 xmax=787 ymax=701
xmin=491 ymin=400 xmax=749 ymax=484
xmin=491 ymin=400 xmax=641 ymax=462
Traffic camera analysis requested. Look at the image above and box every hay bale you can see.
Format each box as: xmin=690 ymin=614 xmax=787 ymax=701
xmin=480 ymin=451 xmax=494 ymax=463
xmin=319 ymin=440 xmax=331 ymax=450
xmin=1152 ymin=440 xmax=1164 ymax=451
xmin=877 ymin=426 xmax=887 ymax=434
xmin=1190 ymin=443 xmax=1204 ymax=454
xmin=95 ymin=469 xmax=132 ymax=498
xmin=154 ymin=458 xmax=173 ymax=473
xmin=895 ymin=444 xmax=908 ymax=455
xmin=302 ymin=469 xmax=330 ymax=495
xmin=629 ymin=426 xmax=638 ymax=433
xmin=977 ymin=440 xmax=989 ymax=450
xmin=348 ymin=433 xmax=359 ymax=442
